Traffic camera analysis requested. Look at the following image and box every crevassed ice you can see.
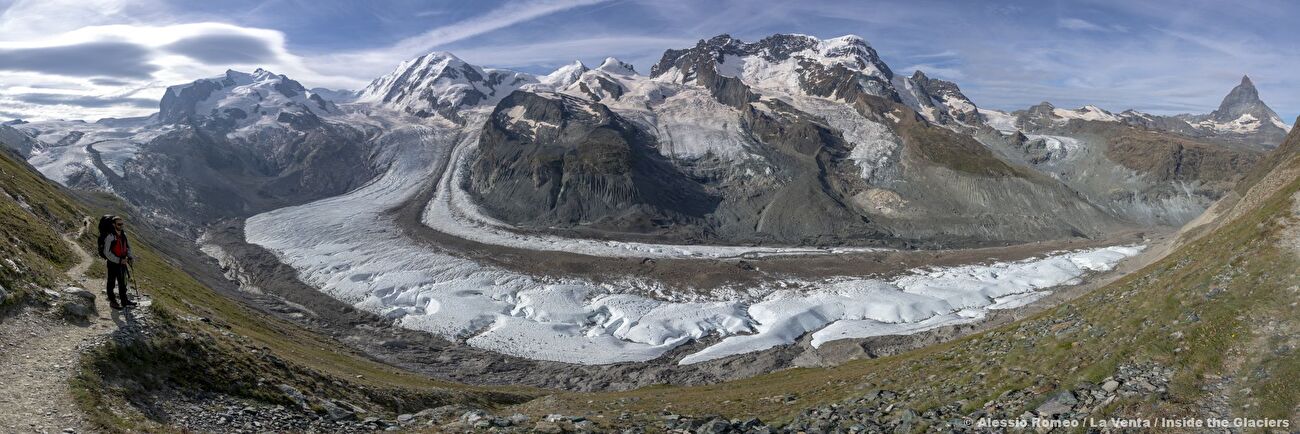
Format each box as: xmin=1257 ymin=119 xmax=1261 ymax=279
xmin=244 ymin=115 xmax=1145 ymax=366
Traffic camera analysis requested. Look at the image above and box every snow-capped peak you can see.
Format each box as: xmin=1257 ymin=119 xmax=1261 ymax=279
xmin=1209 ymin=74 xmax=1285 ymax=129
xmin=157 ymin=67 xmax=334 ymax=127
xmin=358 ymin=51 xmax=539 ymax=121
xmin=649 ymin=33 xmax=896 ymax=101
xmin=537 ymin=60 xmax=589 ymax=88
xmin=596 ymin=57 xmax=636 ymax=75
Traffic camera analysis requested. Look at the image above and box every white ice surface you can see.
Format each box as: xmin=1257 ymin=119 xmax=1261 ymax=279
xmin=981 ymin=109 xmax=1019 ymax=133
xmin=246 ymin=116 xmax=1145 ymax=365
xmin=677 ymin=244 xmax=1143 ymax=364
xmin=90 ymin=140 xmax=140 ymax=176
xmin=20 ymin=119 xmax=172 ymax=188
xmin=783 ymin=95 xmax=898 ymax=182
xmin=1270 ymin=115 xmax=1291 ymax=131
xmin=27 ymin=143 xmax=104 ymax=187
xmin=1054 ymin=105 xmax=1120 ymax=122
xmin=651 ymin=90 xmax=755 ymax=161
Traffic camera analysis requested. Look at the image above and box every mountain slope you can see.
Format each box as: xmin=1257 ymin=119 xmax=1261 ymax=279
xmin=987 ymin=95 xmax=1266 ymax=226
xmin=461 ymin=34 xmax=1124 ymax=247
xmin=0 ymin=143 xmax=81 ymax=310
xmin=0 ymin=138 xmax=536 ymax=430
xmin=470 ymin=91 xmax=720 ymax=232
xmin=15 ymin=69 xmax=376 ymax=235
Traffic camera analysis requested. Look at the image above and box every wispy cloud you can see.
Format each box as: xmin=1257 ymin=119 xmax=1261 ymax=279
xmin=1057 ymin=18 xmax=1108 ymax=32
xmin=390 ymin=0 xmax=609 ymax=58
xmin=313 ymin=0 xmax=611 ymax=79
xmin=10 ymin=92 xmax=156 ymax=108
xmin=902 ymin=64 xmax=966 ymax=81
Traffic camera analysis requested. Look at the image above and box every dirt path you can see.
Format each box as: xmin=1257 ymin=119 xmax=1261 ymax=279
xmin=0 ymin=226 xmax=145 ymax=433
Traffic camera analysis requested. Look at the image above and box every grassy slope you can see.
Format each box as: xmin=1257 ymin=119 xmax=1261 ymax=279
xmin=71 ymin=226 xmax=540 ymax=430
xmin=0 ymin=148 xmax=82 ymax=311
xmin=523 ymin=144 xmax=1300 ymax=426
xmin=0 ymin=147 xmax=537 ymax=431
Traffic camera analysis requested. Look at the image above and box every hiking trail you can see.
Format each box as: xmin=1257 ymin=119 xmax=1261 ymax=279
xmin=0 ymin=219 xmax=145 ymax=433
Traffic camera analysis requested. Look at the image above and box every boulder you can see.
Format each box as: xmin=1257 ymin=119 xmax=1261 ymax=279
xmin=60 ymin=301 xmax=94 ymax=320
xmin=319 ymin=400 xmax=355 ymax=421
xmin=63 ymin=287 xmax=95 ymax=302
xmin=1034 ymin=390 xmax=1078 ymax=416
xmin=276 ymin=384 xmax=309 ymax=410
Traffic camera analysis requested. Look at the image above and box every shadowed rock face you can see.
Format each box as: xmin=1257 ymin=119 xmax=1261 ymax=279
xmin=458 ymin=34 xmax=1138 ymax=247
xmin=464 ymin=86 xmax=1127 ymax=247
xmin=902 ymin=71 xmax=981 ymax=126
xmin=104 ymin=118 xmax=372 ymax=234
xmin=1211 ymin=76 xmax=1281 ymax=124
xmin=159 ymin=79 xmax=225 ymax=124
xmin=469 ymin=91 xmax=719 ymax=233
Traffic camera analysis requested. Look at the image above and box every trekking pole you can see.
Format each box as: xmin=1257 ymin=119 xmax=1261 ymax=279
xmin=126 ymin=262 xmax=142 ymax=300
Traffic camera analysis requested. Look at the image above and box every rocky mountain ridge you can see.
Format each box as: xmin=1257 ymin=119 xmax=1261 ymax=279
xmin=13 ymin=33 xmax=1289 ymax=245
xmin=995 ymin=75 xmax=1289 ymax=150
xmin=450 ymin=34 xmax=1127 ymax=247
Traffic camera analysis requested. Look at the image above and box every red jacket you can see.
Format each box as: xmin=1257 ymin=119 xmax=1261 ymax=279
xmin=102 ymin=231 xmax=132 ymax=264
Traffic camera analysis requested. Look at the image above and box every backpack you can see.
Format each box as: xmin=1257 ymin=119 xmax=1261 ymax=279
xmin=97 ymin=215 xmax=117 ymax=259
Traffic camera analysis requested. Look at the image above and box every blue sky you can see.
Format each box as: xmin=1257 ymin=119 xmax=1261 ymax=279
xmin=1 ymin=0 xmax=1297 ymax=122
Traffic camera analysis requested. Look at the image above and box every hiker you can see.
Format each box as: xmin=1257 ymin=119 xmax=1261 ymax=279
xmin=100 ymin=216 xmax=136 ymax=309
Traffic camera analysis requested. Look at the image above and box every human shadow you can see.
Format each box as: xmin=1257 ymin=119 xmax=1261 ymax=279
xmin=110 ymin=305 xmax=139 ymax=329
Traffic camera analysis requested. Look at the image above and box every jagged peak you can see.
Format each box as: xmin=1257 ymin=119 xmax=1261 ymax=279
xmin=701 ymin=33 xmax=742 ymax=47
xmin=1212 ymin=72 xmax=1280 ymax=124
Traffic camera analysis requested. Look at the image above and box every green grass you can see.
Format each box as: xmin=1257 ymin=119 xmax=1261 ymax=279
xmin=0 ymin=150 xmax=82 ymax=312
xmin=65 ymin=203 xmax=542 ymax=430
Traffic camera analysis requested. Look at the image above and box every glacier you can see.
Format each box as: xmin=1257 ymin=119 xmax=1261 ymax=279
xmin=243 ymin=109 xmax=1145 ymax=366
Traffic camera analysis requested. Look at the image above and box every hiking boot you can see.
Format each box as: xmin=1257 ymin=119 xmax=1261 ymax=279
xmin=122 ymin=299 xmax=138 ymax=308
xmin=109 ymin=300 xmax=122 ymax=310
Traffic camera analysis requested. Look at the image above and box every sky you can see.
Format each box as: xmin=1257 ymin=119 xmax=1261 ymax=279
xmin=0 ymin=0 xmax=1297 ymax=122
